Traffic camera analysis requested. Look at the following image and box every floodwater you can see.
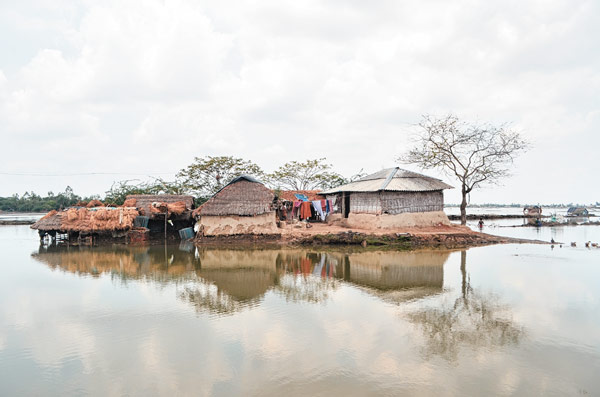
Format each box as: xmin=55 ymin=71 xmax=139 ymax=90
xmin=1 ymin=225 xmax=599 ymax=396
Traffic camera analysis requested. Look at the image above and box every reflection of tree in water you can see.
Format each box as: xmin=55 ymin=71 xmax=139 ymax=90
xmin=408 ymin=251 xmax=524 ymax=361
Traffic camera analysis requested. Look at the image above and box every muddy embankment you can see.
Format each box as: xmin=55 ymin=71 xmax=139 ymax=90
xmin=0 ymin=220 xmax=36 ymax=225
xmin=195 ymin=227 xmax=548 ymax=249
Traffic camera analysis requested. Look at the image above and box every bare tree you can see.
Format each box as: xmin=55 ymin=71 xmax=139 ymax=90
xmin=399 ymin=114 xmax=529 ymax=225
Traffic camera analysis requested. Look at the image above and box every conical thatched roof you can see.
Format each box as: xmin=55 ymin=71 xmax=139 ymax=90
xmin=321 ymin=167 xmax=453 ymax=194
xmin=199 ymin=175 xmax=274 ymax=216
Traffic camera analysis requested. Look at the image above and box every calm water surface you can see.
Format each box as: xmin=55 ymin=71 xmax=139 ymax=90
xmin=0 ymin=225 xmax=599 ymax=396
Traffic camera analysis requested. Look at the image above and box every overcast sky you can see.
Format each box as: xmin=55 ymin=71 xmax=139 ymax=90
xmin=1 ymin=0 xmax=598 ymax=204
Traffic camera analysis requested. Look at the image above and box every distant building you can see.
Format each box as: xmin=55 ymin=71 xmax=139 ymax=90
xmin=321 ymin=167 xmax=453 ymax=228
xmin=523 ymin=206 xmax=542 ymax=216
xmin=567 ymin=207 xmax=589 ymax=217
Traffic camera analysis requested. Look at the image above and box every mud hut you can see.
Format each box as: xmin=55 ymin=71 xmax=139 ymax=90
xmin=321 ymin=167 xmax=453 ymax=228
xmin=196 ymin=175 xmax=279 ymax=236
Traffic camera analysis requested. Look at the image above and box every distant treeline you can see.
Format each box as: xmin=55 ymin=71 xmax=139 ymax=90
xmin=0 ymin=187 xmax=95 ymax=212
xmin=0 ymin=181 xmax=178 ymax=212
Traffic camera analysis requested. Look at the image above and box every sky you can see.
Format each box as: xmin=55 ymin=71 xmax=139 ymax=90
xmin=1 ymin=0 xmax=599 ymax=204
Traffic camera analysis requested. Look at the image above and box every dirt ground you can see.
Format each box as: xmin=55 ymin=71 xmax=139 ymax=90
xmin=196 ymin=222 xmax=548 ymax=249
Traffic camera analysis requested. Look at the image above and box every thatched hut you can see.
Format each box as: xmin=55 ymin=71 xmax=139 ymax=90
xmin=31 ymin=206 xmax=140 ymax=243
xmin=31 ymin=194 xmax=195 ymax=244
xmin=321 ymin=167 xmax=453 ymax=228
xmin=196 ymin=175 xmax=279 ymax=236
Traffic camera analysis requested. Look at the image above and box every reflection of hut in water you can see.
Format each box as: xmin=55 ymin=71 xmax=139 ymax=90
xmin=344 ymin=251 xmax=448 ymax=289
xmin=180 ymin=249 xmax=281 ymax=314
xmin=31 ymin=244 xmax=201 ymax=281
xmin=340 ymin=250 xmax=450 ymax=303
xmin=274 ymin=250 xmax=450 ymax=303
xmin=196 ymin=249 xmax=279 ymax=300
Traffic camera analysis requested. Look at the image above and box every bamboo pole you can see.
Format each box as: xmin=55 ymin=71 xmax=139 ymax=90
xmin=164 ymin=210 xmax=168 ymax=240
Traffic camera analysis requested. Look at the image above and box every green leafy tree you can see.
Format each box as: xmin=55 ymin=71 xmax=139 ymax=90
xmin=104 ymin=178 xmax=184 ymax=205
xmin=399 ymin=114 xmax=529 ymax=225
xmin=266 ymin=158 xmax=346 ymax=191
xmin=176 ymin=156 xmax=264 ymax=198
xmin=0 ymin=186 xmax=82 ymax=212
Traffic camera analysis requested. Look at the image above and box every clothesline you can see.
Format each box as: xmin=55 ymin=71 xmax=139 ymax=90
xmin=292 ymin=199 xmax=334 ymax=221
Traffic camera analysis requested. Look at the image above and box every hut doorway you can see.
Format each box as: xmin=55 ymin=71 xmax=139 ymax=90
xmin=343 ymin=193 xmax=351 ymax=218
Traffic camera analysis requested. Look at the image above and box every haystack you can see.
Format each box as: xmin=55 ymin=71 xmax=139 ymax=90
xmin=122 ymin=198 xmax=137 ymax=207
xmin=86 ymin=200 xmax=105 ymax=208
xmin=60 ymin=207 xmax=139 ymax=233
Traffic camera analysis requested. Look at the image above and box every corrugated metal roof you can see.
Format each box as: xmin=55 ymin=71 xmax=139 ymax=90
xmin=322 ymin=167 xmax=453 ymax=194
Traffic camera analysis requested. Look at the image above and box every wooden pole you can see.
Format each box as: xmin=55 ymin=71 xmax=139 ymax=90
xmin=164 ymin=210 xmax=168 ymax=240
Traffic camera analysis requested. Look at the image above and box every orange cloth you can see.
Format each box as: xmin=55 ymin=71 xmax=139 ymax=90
xmin=300 ymin=201 xmax=312 ymax=220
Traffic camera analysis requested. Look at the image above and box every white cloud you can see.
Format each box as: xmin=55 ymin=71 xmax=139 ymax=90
xmin=1 ymin=0 xmax=599 ymax=203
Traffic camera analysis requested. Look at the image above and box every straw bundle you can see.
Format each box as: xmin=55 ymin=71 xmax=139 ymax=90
xmin=60 ymin=207 xmax=139 ymax=232
xmin=66 ymin=208 xmax=80 ymax=221
xmin=167 ymin=201 xmax=187 ymax=215
xmin=122 ymin=198 xmax=137 ymax=207
xmin=86 ymin=200 xmax=104 ymax=208
xmin=150 ymin=203 xmax=166 ymax=214
xmin=92 ymin=208 xmax=110 ymax=220
xmin=125 ymin=194 xmax=194 ymax=219
xmin=39 ymin=210 xmax=58 ymax=221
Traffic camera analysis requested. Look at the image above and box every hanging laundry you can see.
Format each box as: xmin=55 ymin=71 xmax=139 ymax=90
xmin=312 ymin=200 xmax=326 ymax=221
xmin=300 ymin=201 xmax=312 ymax=220
xmin=292 ymin=201 xmax=302 ymax=218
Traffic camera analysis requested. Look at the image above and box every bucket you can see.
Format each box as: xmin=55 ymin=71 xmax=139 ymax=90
xmin=178 ymin=227 xmax=194 ymax=240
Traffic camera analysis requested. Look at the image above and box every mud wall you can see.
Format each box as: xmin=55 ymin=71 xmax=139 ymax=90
xmin=345 ymin=211 xmax=450 ymax=229
xmin=199 ymin=212 xmax=280 ymax=236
